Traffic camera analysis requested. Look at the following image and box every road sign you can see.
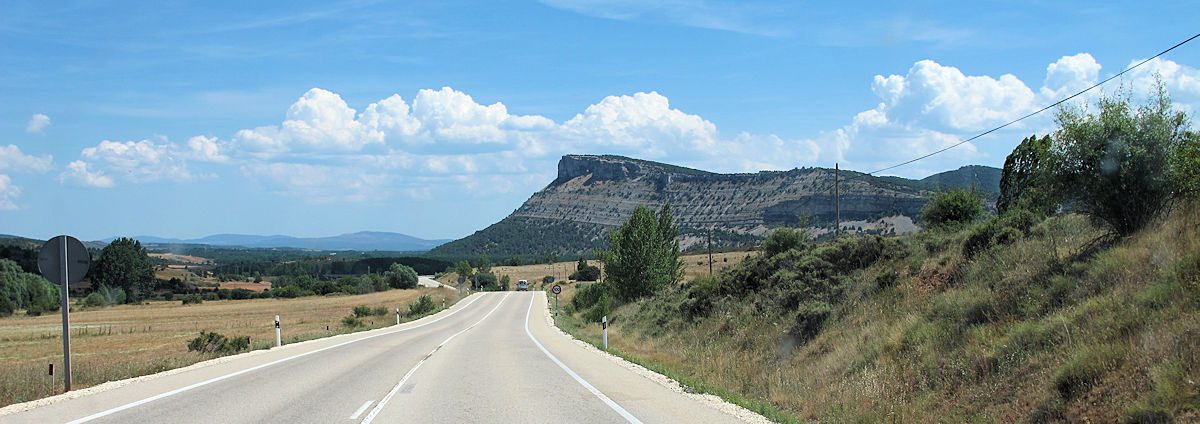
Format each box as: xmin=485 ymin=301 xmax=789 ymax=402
xmin=37 ymin=235 xmax=90 ymax=285
xmin=551 ymin=285 xmax=562 ymax=295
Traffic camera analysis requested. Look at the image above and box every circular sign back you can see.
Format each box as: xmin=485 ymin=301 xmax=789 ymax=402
xmin=37 ymin=235 xmax=91 ymax=286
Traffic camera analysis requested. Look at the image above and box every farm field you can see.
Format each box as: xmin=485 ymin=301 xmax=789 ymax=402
xmin=0 ymin=287 xmax=458 ymax=407
xmin=440 ymin=251 xmax=755 ymax=288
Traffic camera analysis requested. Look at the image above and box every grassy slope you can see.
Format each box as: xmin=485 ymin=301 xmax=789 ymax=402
xmin=0 ymin=287 xmax=461 ymax=407
xmin=557 ymin=208 xmax=1200 ymax=423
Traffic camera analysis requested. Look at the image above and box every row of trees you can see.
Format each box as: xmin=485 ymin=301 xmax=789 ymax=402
xmin=0 ymin=259 xmax=60 ymax=316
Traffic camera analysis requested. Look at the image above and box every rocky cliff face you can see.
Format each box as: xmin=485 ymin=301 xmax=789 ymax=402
xmin=432 ymin=155 xmax=1000 ymax=258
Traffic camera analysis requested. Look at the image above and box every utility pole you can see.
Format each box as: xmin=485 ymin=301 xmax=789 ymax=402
xmin=835 ymin=163 xmax=841 ymax=238
xmin=707 ymin=228 xmax=713 ymax=277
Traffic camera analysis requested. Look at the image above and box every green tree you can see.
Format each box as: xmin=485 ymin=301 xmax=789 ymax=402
xmin=385 ymin=263 xmax=418 ymax=289
xmin=1051 ymin=84 xmax=1194 ymax=236
xmin=0 ymin=259 xmax=60 ymax=316
xmin=603 ymin=204 xmax=684 ymax=302
xmin=90 ymin=238 xmax=155 ymax=302
xmin=452 ymin=261 xmax=473 ymax=286
xmin=998 ymin=134 xmax=1056 ymax=215
xmin=920 ymin=189 xmax=983 ymax=228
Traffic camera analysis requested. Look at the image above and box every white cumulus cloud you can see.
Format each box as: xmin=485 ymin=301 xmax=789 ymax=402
xmin=0 ymin=174 xmax=20 ymax=210
xmin=60 ymin=160 xmax=115 ymax=188
xmin=0 ymin=144 xmax=53 ymax=173
xmin=25 ymin=114 xmax=51 ymax=134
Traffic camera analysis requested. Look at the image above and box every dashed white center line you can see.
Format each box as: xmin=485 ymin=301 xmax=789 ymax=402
xmin=349 ymin=400 xmax=374 ymax=420
xmin=360 ymin=292 xmax=512 ymax=424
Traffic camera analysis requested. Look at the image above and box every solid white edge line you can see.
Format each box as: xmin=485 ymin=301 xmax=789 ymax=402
xmin=360 ymin=292 xmax=512 ymax=424
xmin=524 ymin=292 xmax=643 ymax=424
xmin=349 ymin=400 xmax=374 ymax=420
xmin=65 ymin=293 xmax=489 ymax=424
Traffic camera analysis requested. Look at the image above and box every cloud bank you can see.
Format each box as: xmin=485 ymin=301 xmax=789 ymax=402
xmin=53 ymin=54 xmax=1200 ymax=205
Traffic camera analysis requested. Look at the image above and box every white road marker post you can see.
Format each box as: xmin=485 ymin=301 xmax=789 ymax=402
xmin=274 ymin=315 xmax=282 ymax=348
xmin=602 ymin=315 xmax=608 ymax=351
xmin=396 ymin=308 xmax=401 ymax=326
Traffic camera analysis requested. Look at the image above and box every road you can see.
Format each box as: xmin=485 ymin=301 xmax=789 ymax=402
xmin=417 ymin=275 xmax=452 ymax=289
xmin=1 ymin=292 xmax=754 ymax=423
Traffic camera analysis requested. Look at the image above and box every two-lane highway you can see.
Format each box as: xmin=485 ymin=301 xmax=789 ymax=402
xmin=1 ymin=292 xmax=759 ymax=423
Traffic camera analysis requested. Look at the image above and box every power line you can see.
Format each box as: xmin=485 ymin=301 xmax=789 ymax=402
xmin=854 ymin=31 xmax=1200 ymax=178
xmin=861 ymin=31 xmax=1200 ymax=178
xmin=807 ymin=32 xmax=1200 ymax=232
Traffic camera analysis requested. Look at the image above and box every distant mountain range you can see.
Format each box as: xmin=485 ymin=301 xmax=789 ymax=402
xmin=430 ymin=154 xmax=1002 ymax=258
xmin=114 ymin=231 xmax=450 ymax=251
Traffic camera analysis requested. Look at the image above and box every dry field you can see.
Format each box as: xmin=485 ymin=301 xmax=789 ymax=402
xmin=439 ymin=251 xmax=756 ymax=288
xmin=148 ymin=253 xmax=211 ymax=264
xmin=0 ymin=287 xmax=458 ymax=407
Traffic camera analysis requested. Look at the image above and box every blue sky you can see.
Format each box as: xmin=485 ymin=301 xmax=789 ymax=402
xmin=1 ymin=1 xmax=1198 ymax=241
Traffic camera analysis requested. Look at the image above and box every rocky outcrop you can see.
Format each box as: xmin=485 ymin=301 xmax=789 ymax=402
xmin=431 ymin=155 xmax=1000 ymax=258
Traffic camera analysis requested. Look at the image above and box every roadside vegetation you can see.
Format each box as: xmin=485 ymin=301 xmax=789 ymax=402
xmin=556 ymin=87 xmax=1200 ymax=422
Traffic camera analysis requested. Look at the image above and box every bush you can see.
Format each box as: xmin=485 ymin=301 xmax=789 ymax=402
xmin=569 ymin=259 xmax=601 ymax=282
xmin=352 ymin=305 xmax=373 ymax=318
xmin=341 ymin=315 xmax=362 ymax=328
xmin=408 ymin=295 xmax=437 ymax=317
xmin=788 ymin=302 xmax=832 ymax=343
xmin=181 ymin=294 xmax=203 ymax=305
xmin=373 ymin=306 xmax=388 ymax=316
xmin=920 ymin=189 xmax=984 ymax=227
xmin=1051 ymin=85 xmax=1195 ymax=236
xmin=385 ymin=263 xmax=418 ymax=289
xmin=187 ymin=331 xmax=251 ymax=354
xmin=763 ymin=227 xmax=808 ymax=257
xmin=572 ymin=283 xmax=608 ymax=311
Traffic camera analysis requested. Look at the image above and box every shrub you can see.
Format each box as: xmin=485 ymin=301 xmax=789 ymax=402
xmin=352 ymin=305 xmax=373 ymax=318
xmin=341 ymin=315 xmax=362 ymax=328
xmin=788 ymin=302 xmax=832 ymax=343
xmin=763 ymin=227 xmax=808 ymax=257
xmin=1051 ymin=84 xmax=1194 ymax=236
xmin=569 ymin=258 xmax=601 ymax=281
xmin=187 ymin=331 xmax=251 ymax=354
xmin=572 ymin=283 xmax=608 ymax=311
xmin=181 ymin=294 xmax=203 ymax=305
xmin=372 ymin=306 xmax=388 ymax=316
xmin=920 ymin=189 xmax=984 ymax=227
xmin=230 ymin=288 xmax=255 ymax=300
xmin=385 ymin=263 xmax=418 ymax=289
xmin=407 ymin=295 xmax=436 ymax=317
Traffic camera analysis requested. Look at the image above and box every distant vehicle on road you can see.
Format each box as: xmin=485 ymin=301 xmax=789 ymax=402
xmin=517 ymin=280 xmax=529 ymax=291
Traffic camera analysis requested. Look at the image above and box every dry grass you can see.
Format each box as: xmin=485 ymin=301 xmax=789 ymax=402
xmin=0 ymin=287 xmax=458 ymax=407
xmin=440 ymin=251 xmax=754 ymax=288
xmin=555 ymin=207 xmax=1200 ymax=422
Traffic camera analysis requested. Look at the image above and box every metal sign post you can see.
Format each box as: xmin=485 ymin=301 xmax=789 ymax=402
xmin=37 ymin=235 xmax=89 ymax=393
xmin=551 ymin=285 xmax=562 ymax=317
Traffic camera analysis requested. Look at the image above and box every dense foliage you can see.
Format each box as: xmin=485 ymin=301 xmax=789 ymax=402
xmin=998 ymin=134 xmax=1056 ymax=215
xmin=1051 ymin=85 xmax=1199 ymax=236
xmin=569 ymin=258 xmax=600 ymax=281
xmin=602 ymin=204 xmax=684 ymax=302
xmin=384 ymin=263 xmax=418 ymax=289
xmin=919 ymin=189 xmax=983 ymax=227
xmin=90 ymin=238 xmax=155 ymax=303
xmin=0 ymin=259 xmax=60 ymax=316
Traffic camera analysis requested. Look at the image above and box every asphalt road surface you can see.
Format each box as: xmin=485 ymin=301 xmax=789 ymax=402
xmin=2 ymin=292 xmax=751 ymax=423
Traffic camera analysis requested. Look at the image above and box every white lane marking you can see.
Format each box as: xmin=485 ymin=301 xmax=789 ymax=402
xmin=361 ymin=291 xmax=512 ymax=424
xmin=66 ymin=293 xmax=489 ymax=424
xmin=349 ymin=400 xmax=374 ymax=420
xmin=524 ymin=292 xmax=643 ymax=424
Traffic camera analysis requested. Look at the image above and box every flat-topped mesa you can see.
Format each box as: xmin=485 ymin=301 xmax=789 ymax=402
xmin=553 ymin=154 xmax=715 ymax=185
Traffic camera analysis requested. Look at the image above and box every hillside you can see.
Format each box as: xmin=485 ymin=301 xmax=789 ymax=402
xmin=557 ymin=205 xmax=1200 ymax=422
xmin=431 ymin=155 xmax=1000 ymax=258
